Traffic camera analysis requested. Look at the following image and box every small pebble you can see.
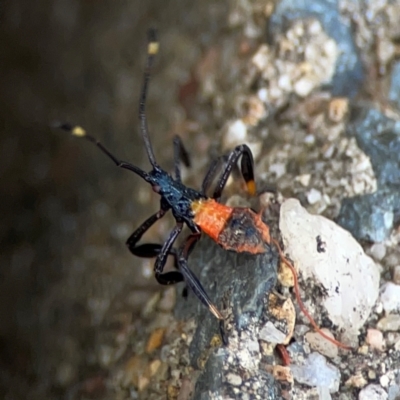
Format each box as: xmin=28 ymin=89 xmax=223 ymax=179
xmin=247 ymin=141 xmax=262 ymax=160
xmin=377 ymin=38 xmax=395 ymax=67
xmin=167 ymin=384 xmax=180 ymax=398
xmin=380 ymin=282 xmax=400 ymax=313
xmin=290 ymin=352 xmax=340 ymax=393
xmin=386 ymin=332 xmax=400 ymax=346
xmin=271 ymin=366 xmax=293 ymax=383
xmin=157 ymin=287 xmax=176 ymax=312
xmin=56 ymin=362 xmax=76 ymax=386
xmin=142 ymin=290 xmax=161 ymax=317
xmin=369 ymin=370 xmax=377 ymax=380
xmin=345 ymin=372 xmax=368 ymax=388
xmin=222 ymin=119 xmax=247 ymax=150
xmin=305 ymin=329 xmax=339 ymax=358
xmin=123 ymin=355 xmax=147 ymax=388
xmin=307 ymin=188 xmax=322 ymax=205
xmin=178 ymin=377 xmax=195 ymax=400
xmin=269 ymin=163 xmax=286 ymax=178
xmin=226 ymin=373 xmax=242 ymax=386
xmin=98 ymin=345 xmax=117 ymax=368
xmin=370 ymin=243 xmax=387 ymax=261
xmin=146 ymin=328 xmax=166 ymax=353
xmin=359 ymin=384 xmax=388 ymax=400
xmin=366 ymin=328 xmax=384 ymax=351
xmin=294 ymin=77 xmax=315 ymax=97
xmin=380 ymin=375 xmax=390 ymax=388
xmin=278 ymin=74 xmax=292 ymax=91
xmin=252 ymin=44 xmax=270 ymax=71
xmin=278 ymin=259 xmax=295 ymax=287
xmin=138 ymin=376 xmax=150 ymax=392
xmin=357 ymin=344 xmax=369 ymax=355
xmin=259 ymin=321 xmax=287 ymax=344
xmin=257 ymin=87 xmax=268 ymax=102
xmin=242 ymin=95 xmax=266 ymax=126
xmin=377 ymin=314 xmax=400 ymax=331
xmin=388 ymin=384 xmax=400 ymax=400
xmin=296 ymin=174 xmax=311 ymax=187
xmin=148 ymin=360 xmax=161 ymax=377
xmin=328 ymin=98 xmax=349 ymax=123
xmin=392 ymin=266 xmax=400 ymax=285
xmin=304 ymin=134 xmax=316 ymax=145
xmin=375 ymin=301 xmax=384 ymax=314
xmin=170 ymin=369 xmax=181 ymax=380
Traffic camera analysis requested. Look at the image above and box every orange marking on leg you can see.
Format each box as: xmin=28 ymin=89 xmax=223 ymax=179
xmin=246 ymin=180 xmax=257 ymax=196
xmin=191 ymin=199 xmax=233 ymax=242
xmin=271 ymin=238 xmax=352 ymax=351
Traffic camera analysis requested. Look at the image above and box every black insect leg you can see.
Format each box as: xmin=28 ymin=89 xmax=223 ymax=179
xmin=173 ymin=135 xmax=191 ymax=182
xmin=201 ymin=156 xmax=227 ymax=196
xmin=178 ymin=234 xmax=221 ymax=319
xmin=126 ymin=202 xmax=184 ymax=285
xmin=178 ymin=256 xmax=222 ymax=318
xmin=178 ymin=234 xmax=228 ymax=344
xmin=153 ymin=222 xmax=184 ymax=285
xmin=201 ymin=144 xmax=256 ymax=199
xmin=212 ymin=144 xmax=256 ymax=200
xmin=126 ymin=204 xmax=168 ymax=257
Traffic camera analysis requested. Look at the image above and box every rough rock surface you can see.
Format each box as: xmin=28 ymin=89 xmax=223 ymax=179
xmin=280 ymin=198 xmax=380 ymax=336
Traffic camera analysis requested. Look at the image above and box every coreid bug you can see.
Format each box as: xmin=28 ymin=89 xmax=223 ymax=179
xmin=55 ymin=29 xmax=351 ymax=351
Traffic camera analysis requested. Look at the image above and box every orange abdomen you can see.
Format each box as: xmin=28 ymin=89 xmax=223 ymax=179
xmin=191 ymin=199 xmax=233 ymax=242
xmin=191 ymin=199 xmax=270 ymax=254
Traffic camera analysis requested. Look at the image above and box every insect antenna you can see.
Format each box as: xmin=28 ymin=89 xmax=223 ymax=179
xmin=52 ymin=122 xmax=152 ymax=182
xmin=139 ymin=28 xmax=159 ymax=169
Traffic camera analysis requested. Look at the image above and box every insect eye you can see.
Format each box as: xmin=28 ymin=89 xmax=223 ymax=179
xmin=152 ymin=185 xmax=161 ymax=193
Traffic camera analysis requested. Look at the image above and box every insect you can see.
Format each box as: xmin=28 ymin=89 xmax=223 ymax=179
xmin=55 ymin=29 xmax=268 ymax=335
xmin=55 ymin=29 xmax=351 ymax=351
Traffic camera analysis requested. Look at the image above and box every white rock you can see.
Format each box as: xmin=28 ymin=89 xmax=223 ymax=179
xmin=388 ymin=384 xmax=400 ymax=400
xmin=278 ymin=74 xmax=292 ymax=92
xmin=377 ymin=314 xmax=400 ymax=331
xmin=392 ymin=266 xmax=400 ymax=285
xmin=222 ymin=119 xmax=247 ymax=151
xmin=317 ymin=385 xmax=332 ymax=400
xmin=226 ymin=373 xmax=242 ymax=386
xmin=290 ymin=352 xmax=340 ymax=393
xmin=294 ymin=77 xmax=315 ymax=97
xmin=257 ymin=87 xmax=268 ymax=103
xmin=359 ymin=384 xmax=388 ymax=400
xmin=296 ymin=174 xmax=311 ymax=187
xmin=252 ymin=44 xmax=270 ymax=71
xmin=366 ymin=328 xmax=384 ymax=351
xmin=370 ymin=243 xmax=387 ymax=261
xmin=279 ymin=199 xmax=380 ymax=335
xmin=247 ymin=142 xmax=262 ymax=160
xmin=307 ymin=188 xmax=322 ymax=205
xmin=380 ymin=375 xmax=390 ymax=388
xmin=305 ymin=329 xmax=338 ymax=359
xmin=380 ymin=282 xmax=400 ymax=313
xmin=269 ymin=163 xmax=286 ymax=179
xmin=304 ymin=134 xmax=316 ymax=145
xmin=259 ymin=321 xmax=287 ymax=344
